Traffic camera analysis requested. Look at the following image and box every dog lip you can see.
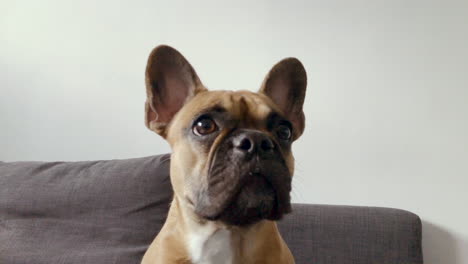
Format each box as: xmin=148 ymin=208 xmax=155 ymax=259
xmin=247 ymin=171 xmax=271 ymax=189
xmin=250 ymin=164 xmax=261 ymax=174
xmin=197 ymin=170 xmax=270 ymax=221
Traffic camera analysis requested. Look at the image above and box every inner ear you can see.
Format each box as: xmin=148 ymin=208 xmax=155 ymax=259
xmin=148 ymin=69 xmax=192 ymax=122
xmin=145 ymin=45 xmax=206 ymax=136
xmin=259 ymin=58 xmax=307 ymax=140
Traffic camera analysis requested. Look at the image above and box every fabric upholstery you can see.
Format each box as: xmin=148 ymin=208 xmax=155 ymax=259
xmin=278 ymin=204 xmax=423 ymax=264
xmin=0 ymin=155 xmax=172 ymax=264
xmin=0 ymin=155 xmax=423 ymax=264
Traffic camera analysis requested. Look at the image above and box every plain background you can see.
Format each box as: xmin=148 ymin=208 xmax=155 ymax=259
xmin=1 ymin=1 xmax=467 ymax=263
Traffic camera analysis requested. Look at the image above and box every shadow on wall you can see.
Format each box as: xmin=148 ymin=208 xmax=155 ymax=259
xmin=423 ymin=220 xmax=459 ymax=264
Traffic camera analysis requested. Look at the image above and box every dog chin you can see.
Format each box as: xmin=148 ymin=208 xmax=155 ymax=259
xmin=214 ymin=173 xmax=291 ymax=227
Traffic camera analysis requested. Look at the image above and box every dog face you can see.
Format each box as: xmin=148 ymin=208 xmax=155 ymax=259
xmin=144 ymin=45 xmax=307 ymax=226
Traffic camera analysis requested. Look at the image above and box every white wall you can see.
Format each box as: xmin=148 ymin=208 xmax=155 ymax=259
xmin=1 ymin=1 xmax=467 ymax=263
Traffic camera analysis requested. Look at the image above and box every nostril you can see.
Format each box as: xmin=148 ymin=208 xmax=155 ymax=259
xmin=238 ymin=138 xmax=252 ymax=152
xmin=260 ymin=138 xmax=274 ymax=151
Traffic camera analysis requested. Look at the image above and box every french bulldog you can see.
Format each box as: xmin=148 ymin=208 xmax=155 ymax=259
xmin=141 ymin=45 xmax=307 ymax=264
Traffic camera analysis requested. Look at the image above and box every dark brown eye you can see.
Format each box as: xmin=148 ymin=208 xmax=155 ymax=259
xmin=193 ymin=117 xmax=217 ymax=136
xmin=276 ymin=124 xmax=292 ymax=141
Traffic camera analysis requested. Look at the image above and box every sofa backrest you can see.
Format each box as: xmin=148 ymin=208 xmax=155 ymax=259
xmin=0 ymin=155 xmax=423 ymax=264
xmin=278 ymin=204 xmax=423 ymax=264
xmin=0 ymin=155 xmax=173 ymax=264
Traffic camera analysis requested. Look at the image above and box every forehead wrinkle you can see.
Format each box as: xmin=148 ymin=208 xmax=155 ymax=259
xmin=229 ymin=92 xmax=272 ymax=129
xmin=239 ymin=96 xmax=250 ymax=125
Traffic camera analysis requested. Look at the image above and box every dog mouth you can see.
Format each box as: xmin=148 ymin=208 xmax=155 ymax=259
xmin=194 ymin=160 xmax=291 ymax=226
xmin=215 ymin=171 xmax=280 ymax=226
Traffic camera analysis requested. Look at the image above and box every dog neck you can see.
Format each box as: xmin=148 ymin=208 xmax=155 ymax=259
xmin=144 ymin=195 xmax=294 ymax=264
xmin=177 ymin=196 xmax=237 ymax=264
xmin=186 ymin=218 xmax=233 ymax=264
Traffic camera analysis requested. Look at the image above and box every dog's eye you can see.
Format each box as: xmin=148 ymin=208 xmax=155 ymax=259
xmin=276 ymin=124 xmax=292 ymax=141
xmin=193 ymin=117 xmax=218 ymax=136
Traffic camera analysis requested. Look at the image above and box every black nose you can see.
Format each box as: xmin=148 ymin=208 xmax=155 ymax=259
xmin=233 ymin=130 xmax=275 ymax=157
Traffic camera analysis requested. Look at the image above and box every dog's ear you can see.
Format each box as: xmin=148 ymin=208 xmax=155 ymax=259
xmin=145 ymin=45 xmax=206 ymax=137
xmin=259 ymin=58 xmax=307 ymax=140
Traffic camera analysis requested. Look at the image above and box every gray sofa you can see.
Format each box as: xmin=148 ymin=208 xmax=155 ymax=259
xmin=0 ymin=154 xmax=423 ymax=264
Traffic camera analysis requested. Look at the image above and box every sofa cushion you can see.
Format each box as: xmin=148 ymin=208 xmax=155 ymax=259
xmin=278 ymin=204 xmax=423 ymax=264
xmin=0 ymin=154 xmax=172 ymax=264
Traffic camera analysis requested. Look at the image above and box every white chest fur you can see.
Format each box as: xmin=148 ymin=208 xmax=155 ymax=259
xmin=188 ymin=224 xmax=234 ymax=264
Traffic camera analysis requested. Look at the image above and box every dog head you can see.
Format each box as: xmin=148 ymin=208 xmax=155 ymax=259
xmin=144 ymin=45 xmax=307 ymax=226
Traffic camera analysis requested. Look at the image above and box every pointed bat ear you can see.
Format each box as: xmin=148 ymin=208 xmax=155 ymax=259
xmin=144 ymin=45 xmax=207 ymax=137
xmin=259 ymin=58 xmax=307 ymax=140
